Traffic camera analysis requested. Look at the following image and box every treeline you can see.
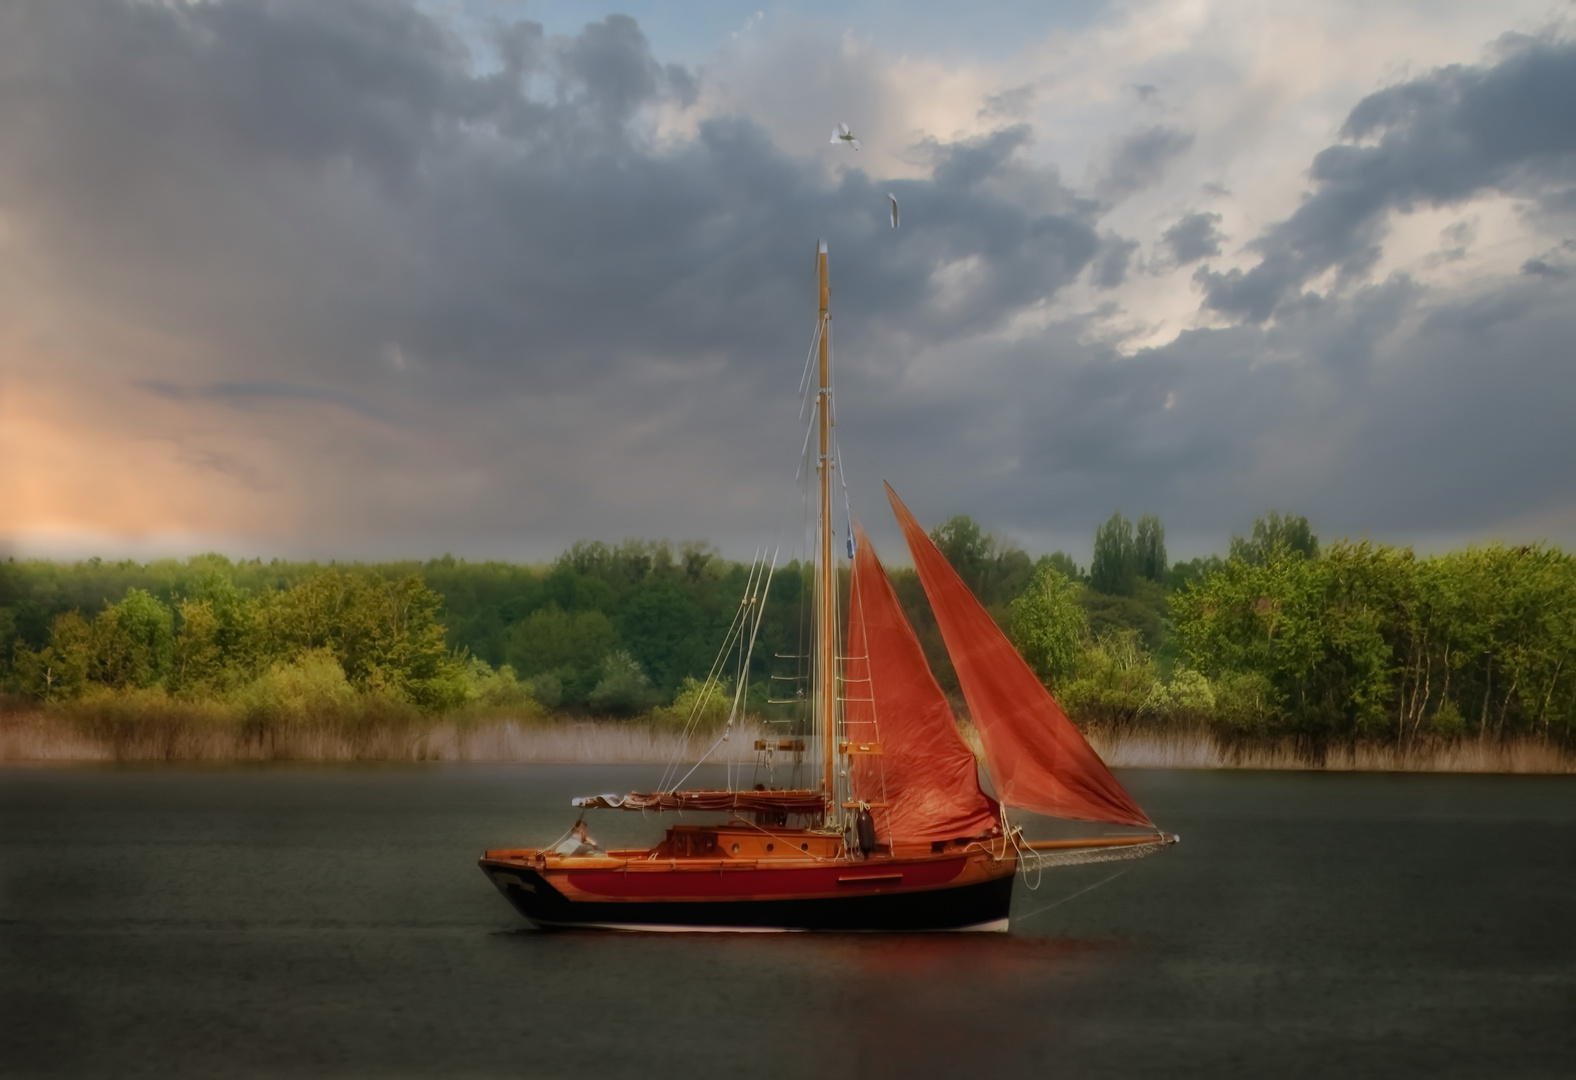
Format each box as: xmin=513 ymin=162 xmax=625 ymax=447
xmin=0 ymin=545 xmax=802 ymax=723
xmin=1 ymin=566 xmax=506 ymax=725
xmin=1009 ymin=513 xmax=1576 ymax=748
xmin=3 ymin=511 xmax=1574 ymax=749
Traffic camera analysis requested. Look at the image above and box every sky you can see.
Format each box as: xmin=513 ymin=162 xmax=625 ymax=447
xmin=2 ymin=0 xmax=1575 ymax=567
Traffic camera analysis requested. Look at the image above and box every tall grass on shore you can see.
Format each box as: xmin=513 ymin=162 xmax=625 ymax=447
xmin=3 ymin=699 xmax=1573 ymax=772
xmin=1085 ymin=726 xmax=1576 ymax=773
xmin=0 ymin=697 xmax=770 ymax=765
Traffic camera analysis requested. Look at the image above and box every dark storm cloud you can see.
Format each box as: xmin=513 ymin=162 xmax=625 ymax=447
xmin=7 ymin=0 xmax=1576 ymax=560
xmin=1161 ymin=211 xmax=1224 ymax=265
xmin=850 ymin=266 xmax=1576 ymax=552
xmin=1096 ymin=125 xmax=1194 ymax=198
xmin=0 ymin=0 xmax=1103 ymax=402
xmin=1090 ymin=235 xmax=1139 ymax=288
xmin=1521 ymin=256 xmax=1571 ymax=278
xmin=1198 ymin=36 xmax=1576 ymax=323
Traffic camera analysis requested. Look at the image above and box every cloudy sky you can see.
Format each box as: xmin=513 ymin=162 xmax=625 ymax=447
xmin=2 ymin=0 xmax=1575 ymax=566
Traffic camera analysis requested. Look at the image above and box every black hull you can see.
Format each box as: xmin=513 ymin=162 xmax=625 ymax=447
xmin=485 ymin=866 xmax=1016 ymax=932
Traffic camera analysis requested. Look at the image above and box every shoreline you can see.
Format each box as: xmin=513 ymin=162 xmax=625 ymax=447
xmin=2 ymin=709 xmax=1572 ymax=773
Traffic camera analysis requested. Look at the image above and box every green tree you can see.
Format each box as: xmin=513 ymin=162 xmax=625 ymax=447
xmin=1010 ymin=563 xmax=1088 ymax=686
xmin=1172 ymin=542 xmax=1391 ymax=740
xmin=91 ymin=588 xmax=175 ymax=690
xmin=618 ymin=580 xmax=704 ymax=695
xmin=12 ymin=611 xmax=94 ymax=700
xmin=337 ymin=574 xmax=467 ymax=710
xmin=502 ymin=604 xmax=619 ymax=704
xmin=1038 ymin=552 xmax=1085 ymax=583
xmin=187 ymin=570 xmax=262 ymax=677
xmin=587 ymin=650 xmax=658 ymax=715
xmin=1135 ymin=514 xmax=1167 ymax=583
xmin=1090 ymin=512 xmax=1137 ymax=595
xmin=1231 ymin=512 xmax=1319 ymax=564
xmin=1059 ymin=630 xmax=1162 ymax=727
xmin=653 ymin=675 xmax=734 ymax=729
xmin=930 ymin=516 xmax=991 ymax=589
xmin=236 ymin=647 xmax=359 ymax=727
xmin=1080 ymin=584 xmax=1168 ymax=652
xmin=171 ymin=599 xmax=224 ymax=695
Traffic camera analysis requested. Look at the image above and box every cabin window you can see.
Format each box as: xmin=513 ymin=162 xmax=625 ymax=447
xmin=731 ymin=843 xmax=740 ymax=854
xmin=800 ymin=842 xmax=809 ymax=851
xmin=671 ymin=831 xmax=719 ymax=857
xmin=765 ymin=843 xmax=775 ymax=853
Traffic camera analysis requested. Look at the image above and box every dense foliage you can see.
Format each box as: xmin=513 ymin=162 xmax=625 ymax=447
xmin=4 ymin=511 xmax=1573 ymax=747
xmin=1172 ymin=541 xmax=1576 ymax=746
xmin=3 ymin=565 xmax=483 ymax=715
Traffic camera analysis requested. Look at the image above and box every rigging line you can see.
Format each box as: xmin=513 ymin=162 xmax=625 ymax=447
xmin=794 ymin=408 xmax=818 ymax=482
xmin=658 ymin=595 xmax=748 ymax=790
xmin=1011 ymin=822 xmax=1044 ymax=891
xmin=660 ymin=539 xmax=782 ymax=793
xmin=728 ymin=546 xmax=773 ymax=790
xmin=727 ymin=548 xmax=761 ymax=792
xmin=657 ymin=551 xmax=764 ymax=791
xmin=797 ymin=317 xmax=825 ymax=418
xmin=827 ymin=314 xmax=838 ymax=430
xmin=669 ymin=726 xmax=737 ymax=793
xmin=671 ymin=552 xmax=761 ymax=771
xmin=797 ymin=316 xmax=824 ymax=402
xmin=730 ymin=543 xmax=781 ymax=726
xmin=1011 ymin=867 xmax=1134 ymax=925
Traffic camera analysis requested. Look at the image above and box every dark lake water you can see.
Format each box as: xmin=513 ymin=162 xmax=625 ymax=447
xmin=2 ymin=764 xmax=1573 ymax=1078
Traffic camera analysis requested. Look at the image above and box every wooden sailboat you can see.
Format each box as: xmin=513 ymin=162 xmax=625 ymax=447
xmin=479 ymin=242 xmax=1175 ymax=931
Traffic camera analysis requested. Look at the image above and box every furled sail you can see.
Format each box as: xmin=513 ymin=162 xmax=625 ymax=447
xmin=844 ymin=524 xmax=1000 ymax=843
xmin=885 ymin=484 xmax=1155 ymax=829
xmin=571 ymin=790 xmax=826 ymax=815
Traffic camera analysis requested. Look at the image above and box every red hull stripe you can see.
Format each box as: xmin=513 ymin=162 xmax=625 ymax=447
xmin=565 ymin=857 xmax=967 ymax=899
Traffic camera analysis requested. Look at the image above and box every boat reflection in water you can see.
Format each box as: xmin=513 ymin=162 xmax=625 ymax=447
xmin=479 ymin=242 xmax=1175 ymax=931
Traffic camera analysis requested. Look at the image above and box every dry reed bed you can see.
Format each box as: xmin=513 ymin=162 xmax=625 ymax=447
xmin=2 ymin=708 xmax=1573 ymax=772
xmin=1087 ymin=728 xmax=1576 ymax=773
xmin=0 ymin=709 xmax=768 ymax=766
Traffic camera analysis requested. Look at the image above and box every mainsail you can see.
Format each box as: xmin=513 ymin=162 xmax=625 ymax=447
xmin=845 ymin=524 xmax=1000 ymax=843
xmin=885 ymin=483 xmax=1155 ymax=829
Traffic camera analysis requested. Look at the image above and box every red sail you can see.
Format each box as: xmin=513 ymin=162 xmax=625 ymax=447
xmin=845 ymin=523 xmax=1000 ymax=843
xmin=885 ymin=484 xmax=1154 ymax=829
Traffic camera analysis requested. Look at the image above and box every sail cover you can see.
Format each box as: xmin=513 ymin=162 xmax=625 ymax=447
xmin=845 ymin=524 xmax=1000 ymax=843
xmin=885 ymin=484 xmax=1155 ymax=829
xmin=571 ymin=790 xmax=826 ymax=815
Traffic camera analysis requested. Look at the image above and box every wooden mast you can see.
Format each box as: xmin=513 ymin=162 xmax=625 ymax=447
xmin=816 ymin=240 xmax=837 ymax=812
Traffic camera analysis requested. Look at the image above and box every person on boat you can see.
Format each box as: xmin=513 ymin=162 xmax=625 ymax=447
xmin=551 ymin=821 xmax=601 ymax=856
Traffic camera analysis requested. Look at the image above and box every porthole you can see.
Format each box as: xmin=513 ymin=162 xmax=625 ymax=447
xmin=766 ymin=843 xmax=775 ymax=853
xmin=731 ymin=843 xmax=740 ymax=854
xmin=800 ymin=842 xmax=809 ymax=851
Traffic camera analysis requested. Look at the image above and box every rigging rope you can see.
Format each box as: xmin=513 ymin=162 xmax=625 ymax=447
xmin=1012 ymin=866 xmax=1134 ymax=925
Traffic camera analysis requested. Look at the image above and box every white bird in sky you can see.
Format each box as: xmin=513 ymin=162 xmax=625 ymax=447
xmin=887 ymin=192 xmax=899 ymax=228
xmin=830 ymin=122 xmax=861 ymax=151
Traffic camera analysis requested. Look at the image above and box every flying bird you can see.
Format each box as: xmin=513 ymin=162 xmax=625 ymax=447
xmin=830 ymin=122 xmax=861 ymax=151
xmin=887 ymin=192 xmax=899 ymax=228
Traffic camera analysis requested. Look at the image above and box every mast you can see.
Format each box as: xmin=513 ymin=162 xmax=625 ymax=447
xmin=816 ymin=240 xmax=837 ymax=810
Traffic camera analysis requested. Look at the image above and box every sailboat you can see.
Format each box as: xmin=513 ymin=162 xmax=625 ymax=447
xmin=479 ymin=242 xmax=1176 ymax=931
